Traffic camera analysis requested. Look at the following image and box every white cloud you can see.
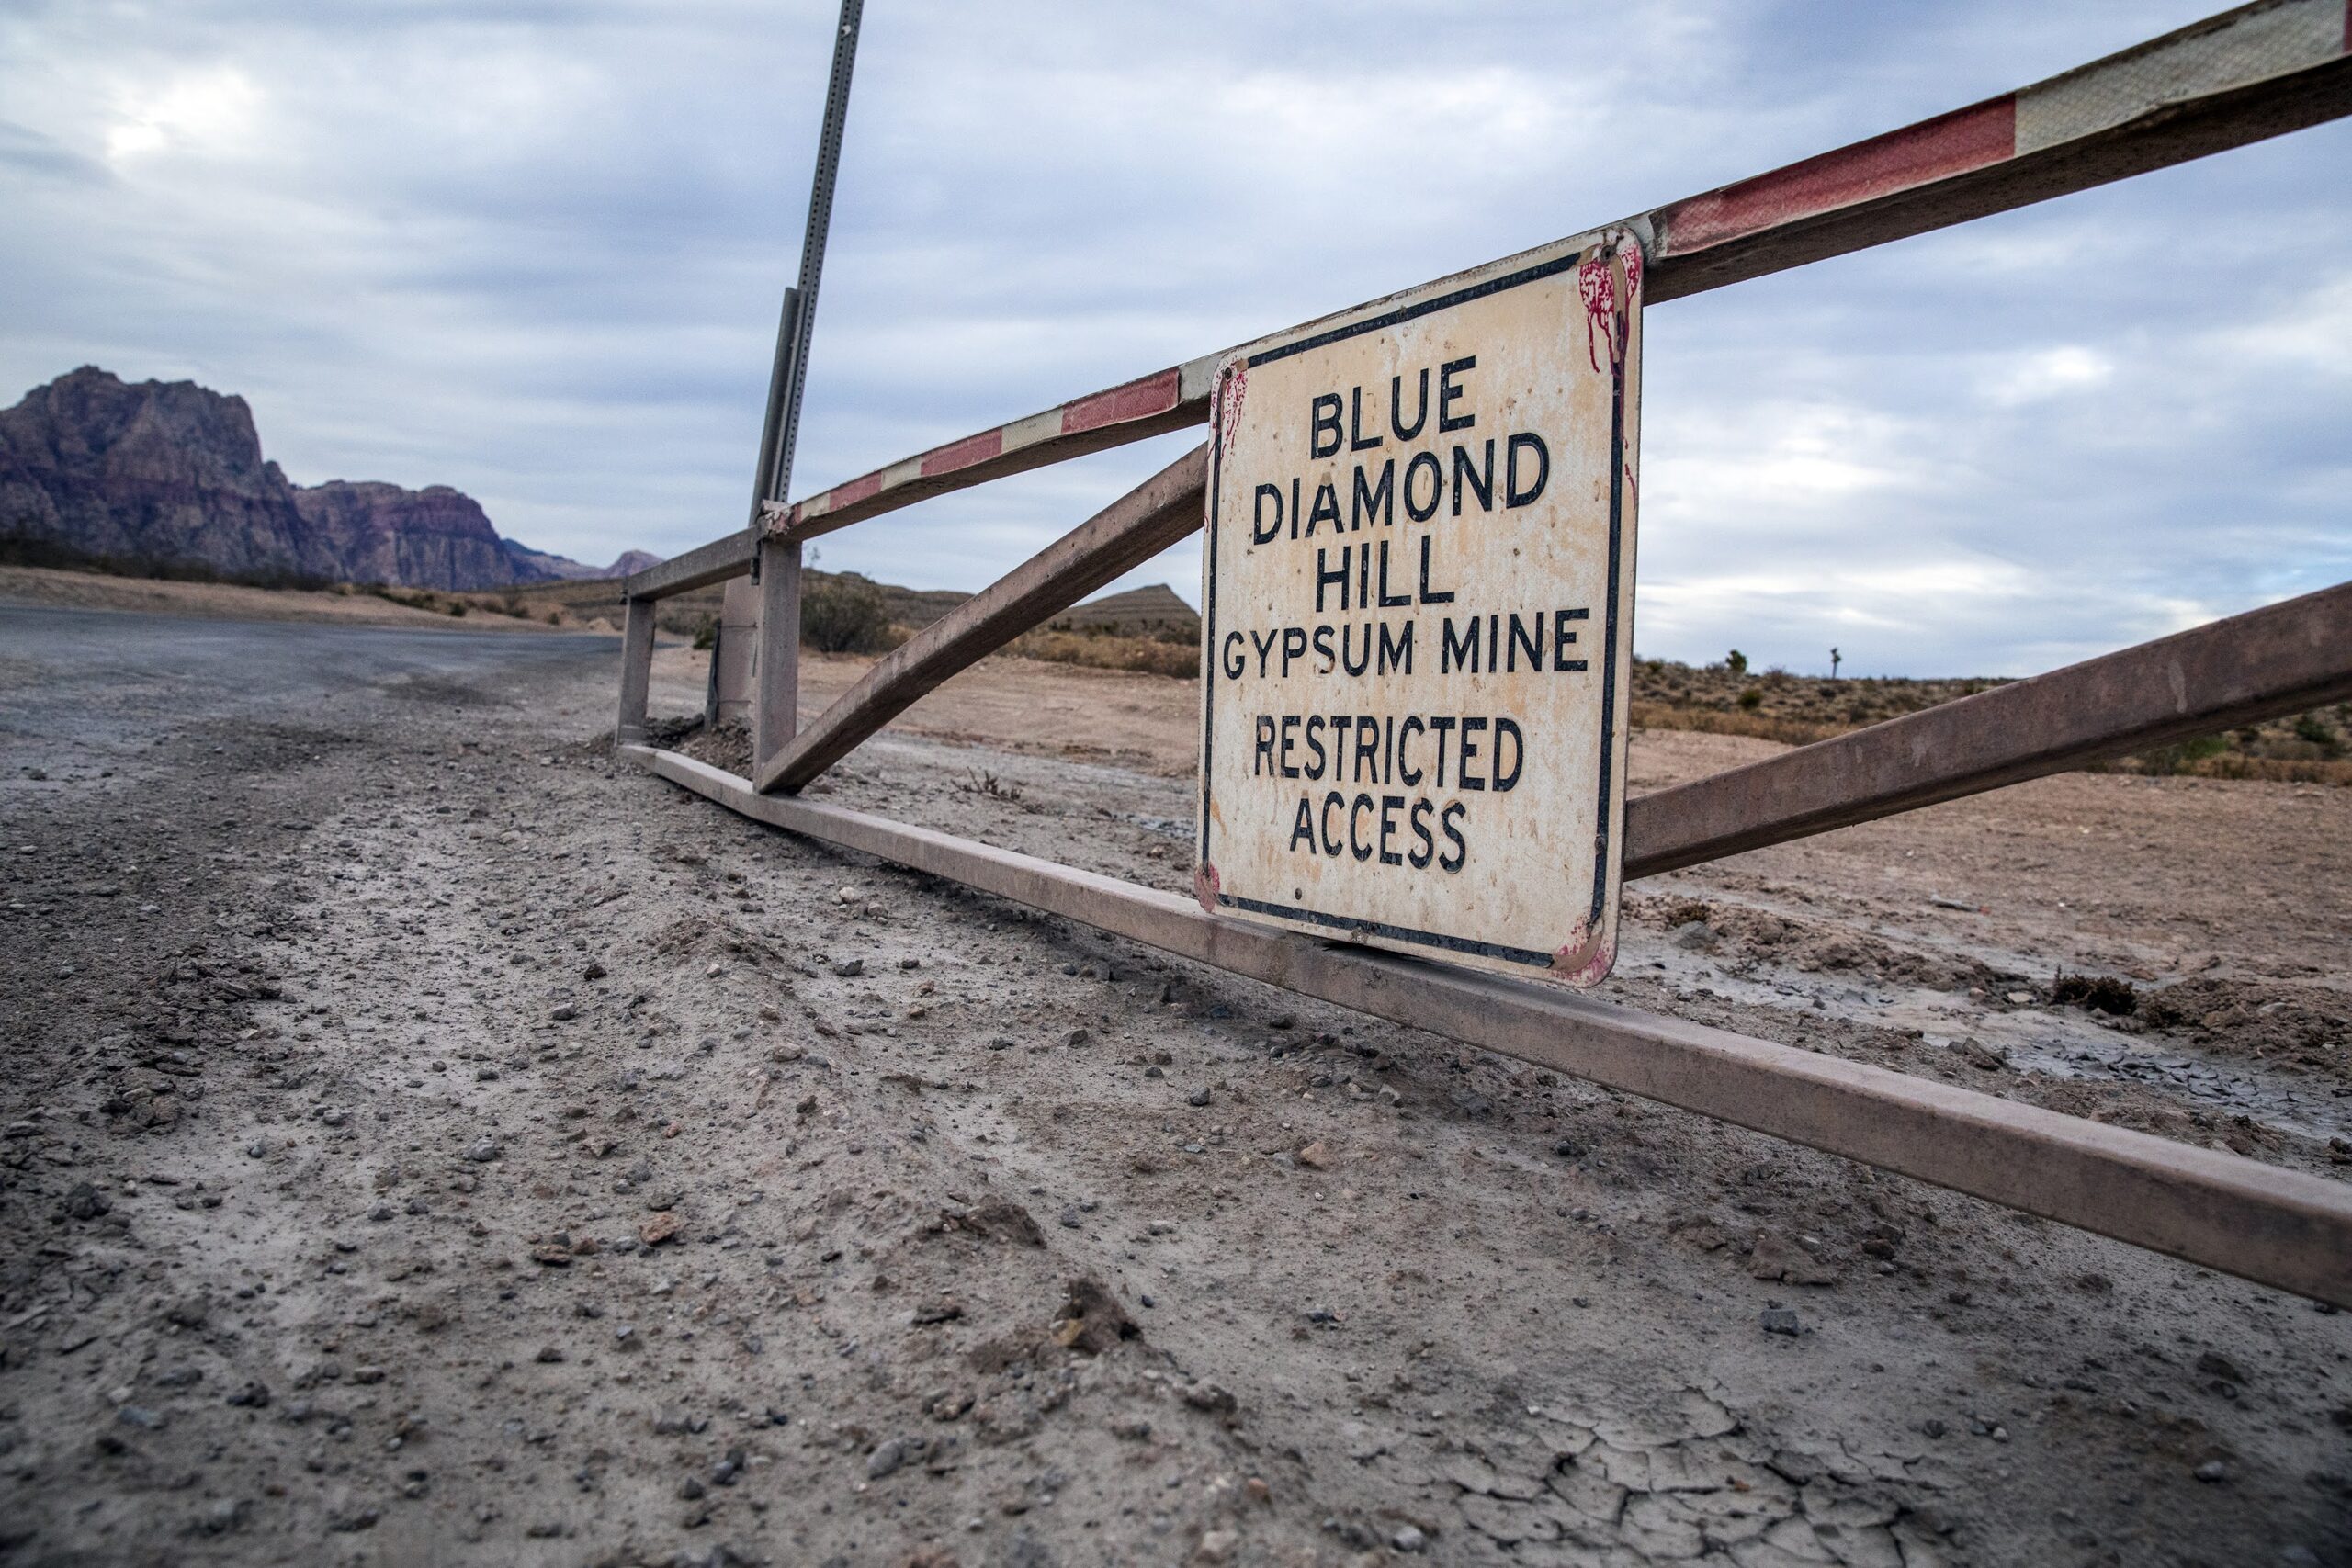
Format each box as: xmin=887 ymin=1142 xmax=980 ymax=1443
xmin=1982 ymin=344 xmax=2114 ymax=406
xmin=2211 ymin=275 xmax=2352 ymax=375
xmin=2 ymin=0 xmax=2347 ymax=674
xmin=104 ymin=65 xmax=262 ymax=164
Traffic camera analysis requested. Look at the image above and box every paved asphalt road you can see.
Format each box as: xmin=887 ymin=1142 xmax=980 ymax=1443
xmin=0 ymin=605 xmax=620 ymax=775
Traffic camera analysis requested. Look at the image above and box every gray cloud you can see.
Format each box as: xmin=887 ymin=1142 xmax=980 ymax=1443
xmin=1 ymin=0 xmax=2344 ymax=673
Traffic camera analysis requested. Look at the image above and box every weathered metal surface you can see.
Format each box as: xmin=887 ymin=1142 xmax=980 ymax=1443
xmin=753 ymin=442 xmax=1210 ymax=795
xmin=740 ymin=1 xmax=2346 ymax=557
xmin=615 ymin=597 xmax=655 ymax=747
xmin=1198 ymin=231 xmax=1645 ymax=987
xmin=620 ymin=528 xmax=754 ymax=603
xmin=1624 ymin=579 xmax=2352 ymax=880
xmin=762 ymin=368 xmax=1205 ymax=543
xmin=627 ymin=741 xmax=2352 ymax=1309
xmin=763 ymin=0 xmax=863 ymax=512
xmin=748 ymin=287 xmax=804 ymax=524
xmin=1651 ymin=1 xmax=2352 ymax=299
xmin=753 ymin=538 xmax=802 ymax=771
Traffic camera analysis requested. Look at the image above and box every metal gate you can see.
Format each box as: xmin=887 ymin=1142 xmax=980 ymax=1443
xmin=612 ymin=1 xmax=2352 ymax=1306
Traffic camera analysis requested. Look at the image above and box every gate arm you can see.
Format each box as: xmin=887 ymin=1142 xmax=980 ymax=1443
xmin=755 ymin=442 xmax=1210 ymax=794
xmin=1625 ymin=580 xmax=2352 ymax=879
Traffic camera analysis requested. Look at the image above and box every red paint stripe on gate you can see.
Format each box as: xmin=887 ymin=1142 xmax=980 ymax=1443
xmin=1662 ymin=96 xmax=2017 ymax=255
xmin=1060 ymin=368 xmax=1182 ymax=435
xmin=825 ymin=472 xmax=885 ymax=511
xmin=919 ymin=427 xmax=1005 ymax=478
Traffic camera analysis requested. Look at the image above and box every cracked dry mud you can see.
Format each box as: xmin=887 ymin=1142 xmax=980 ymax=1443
xmin=1 ymin=604 xmax=2348 ymax=1568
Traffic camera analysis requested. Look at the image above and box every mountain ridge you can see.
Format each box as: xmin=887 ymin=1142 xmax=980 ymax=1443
xmin=0 ymin=367 xmax=642 ymax=591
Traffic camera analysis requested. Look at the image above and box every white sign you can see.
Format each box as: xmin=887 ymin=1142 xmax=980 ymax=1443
xmin=1194 ymin=231 xmax=1643 ymax=987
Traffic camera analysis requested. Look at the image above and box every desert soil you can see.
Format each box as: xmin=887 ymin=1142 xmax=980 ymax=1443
xmin=2 ymin=601 xmax=2348 ymax=1568
xmin=0 ymin=567 xmax=589 ymax=635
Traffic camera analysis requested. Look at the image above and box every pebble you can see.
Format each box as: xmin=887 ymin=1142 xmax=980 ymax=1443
xmin=1759 ymin=1307 xmax=1805 ymax=1337
xmin=1671 ymin=919 xmax=1717 ymax=950
xmin=1392 ymin=1525 xmax=1427 ymax=1553
xmin=866 ymin=1435 xmax=923 ymax=1480
xmin=831 ymin=958 xmax=865 ymax=977
xmin=2194 ymin=1460 xmax=2228 ymax=1483
xmin=464 ymin=1137 xmax=501 ymax=1163
xmin=1187 ymin=1088 xmax=1211 ymax=1107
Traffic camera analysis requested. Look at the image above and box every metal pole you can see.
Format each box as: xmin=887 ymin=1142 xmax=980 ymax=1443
xmin=752 ymin=0 xmax=863 ymax=517
xmin=747 ymin=288 xmax=802 ymax=525
xmin=746 ymin=0 xmax=860 ymax=774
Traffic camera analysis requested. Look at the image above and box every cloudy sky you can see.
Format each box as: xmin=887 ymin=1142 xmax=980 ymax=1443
xmin=2 ymin=0 xmax=2345 ymax=676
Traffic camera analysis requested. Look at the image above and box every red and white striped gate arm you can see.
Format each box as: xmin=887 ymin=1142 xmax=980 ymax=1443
xmin=647 ymin=0 xmax=2352 ymax=592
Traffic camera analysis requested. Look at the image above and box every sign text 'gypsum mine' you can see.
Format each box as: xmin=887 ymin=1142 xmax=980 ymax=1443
xmin=1196 ymin=231 xmax=1643 ymax=987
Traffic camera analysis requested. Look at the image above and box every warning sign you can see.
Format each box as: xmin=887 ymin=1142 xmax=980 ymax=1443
xmin=1194 ymin=230 xmax=1643 ymax=987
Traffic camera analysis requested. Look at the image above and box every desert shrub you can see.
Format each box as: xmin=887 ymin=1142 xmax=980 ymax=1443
xmin=800 ymin=575 xmax=894 ymax=653
xmin=1737 ymin=687 xmax=1763 ymax=711
xmin=1009 ymin=627 xmax=1197 ymax=678
xmin=447 ymin=602 xmax=467 ymax=617
xmin=0 ymin=532 xmax=334 ymax=591
xmin=546 ymin=609 xmax=564 ymax=626
xmin=691 ymin=615 xmax=718 ymax=651
xmin=1725 ymin=649 xmax=1748 ymax=676
xmin=2128 ymin=733 xmax=2228 ymax=774
xmin=2293 ymin=714 xmax=2342 ymax=754
xmin=1628 ymin=703 xmax=1842 ymax=748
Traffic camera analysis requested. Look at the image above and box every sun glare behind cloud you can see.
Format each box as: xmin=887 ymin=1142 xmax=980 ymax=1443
xmin=106 ymin=66 xmax=262 ymax=164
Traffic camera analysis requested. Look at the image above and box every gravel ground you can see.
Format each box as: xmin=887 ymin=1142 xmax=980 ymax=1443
xmin=1 ymin=604 xmax=2347 ymax=1568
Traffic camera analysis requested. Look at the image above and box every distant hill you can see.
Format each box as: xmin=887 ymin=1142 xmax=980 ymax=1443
xmin=0 ymin=367 xmax=642 ymax=592
xmin=503 ymin=568 xmax=1197 ymax=645
xmin=499 ymin=564 xmax=972 ymax=637
xmin=502 ymin=541 xmax=661 ymax=583
xmin=1053 ymin=582 xmax=1199 ymax=637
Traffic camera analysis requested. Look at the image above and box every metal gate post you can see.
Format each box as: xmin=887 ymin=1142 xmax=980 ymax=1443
xmin=754 ymin=538 xmax=801 ymax=772
xmin=616 ymin=595 xmax=655 ymax=748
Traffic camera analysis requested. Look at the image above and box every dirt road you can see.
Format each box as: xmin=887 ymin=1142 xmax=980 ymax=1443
xmin=2 ymin=605 xmax=2347 ymax=1567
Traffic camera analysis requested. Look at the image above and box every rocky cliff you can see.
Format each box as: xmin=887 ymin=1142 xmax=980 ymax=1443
xmin=290 ymin=479 xmax=522 ymax=592
xmin=0 ymin=367 xmax=330 ymax=580
xmin=0 ymin=367 xmax=647 ymax=591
